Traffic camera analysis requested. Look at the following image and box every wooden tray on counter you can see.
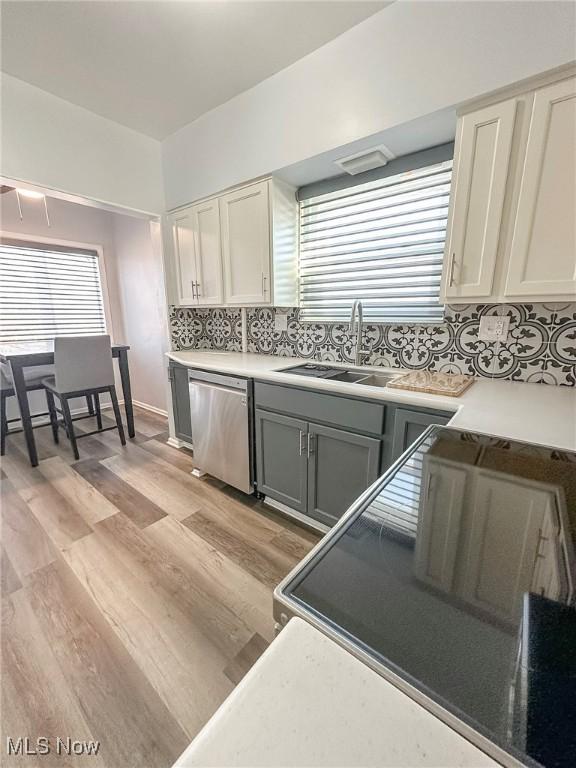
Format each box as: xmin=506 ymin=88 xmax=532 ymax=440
xmin=387 ymin=370 xmax=474 ymax=397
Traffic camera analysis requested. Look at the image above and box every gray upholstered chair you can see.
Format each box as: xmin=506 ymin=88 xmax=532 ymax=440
xmin=42 ymin=335 xmax=125 ymax=460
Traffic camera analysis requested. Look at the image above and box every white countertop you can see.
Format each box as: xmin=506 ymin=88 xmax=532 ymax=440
xmin=173 ymin=617 xmax=502 ymax=768
xmin=168 ymin=350 xmax=576 ymax=451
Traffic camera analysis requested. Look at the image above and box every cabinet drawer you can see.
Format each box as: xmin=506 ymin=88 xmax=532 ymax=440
xmin=254 ymin=382 xmax=385 ymax=435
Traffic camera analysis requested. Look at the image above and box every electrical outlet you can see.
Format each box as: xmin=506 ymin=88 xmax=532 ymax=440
xmin=274 ymin=313 xmax=288 ymax=332
xmin=478 ymin=315 xmax=510 ymax=342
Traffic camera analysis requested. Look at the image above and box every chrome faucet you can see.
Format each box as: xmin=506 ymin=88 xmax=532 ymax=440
xmin=349 ymin=300 xmax=370 ymax=366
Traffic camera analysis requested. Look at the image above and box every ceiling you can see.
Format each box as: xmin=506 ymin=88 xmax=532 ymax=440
xmin=0 ymin=1 xmax=388 ymax=140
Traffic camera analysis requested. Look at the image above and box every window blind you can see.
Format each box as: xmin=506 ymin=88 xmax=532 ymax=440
xmin=298 ymin=160 xmax=452 ymax=323
xmin=0 ymin=242 xmax=107 ymax=343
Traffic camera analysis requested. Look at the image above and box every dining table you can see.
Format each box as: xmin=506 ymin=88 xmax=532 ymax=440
xmin=0 ymin=341 xmax=134 ymax=467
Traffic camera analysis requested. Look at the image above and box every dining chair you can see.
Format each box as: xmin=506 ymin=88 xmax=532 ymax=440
xmin=0 ymin=363 xmax=54 ymax=456
xmin=42 ymin=335 xmax=126 ymax=460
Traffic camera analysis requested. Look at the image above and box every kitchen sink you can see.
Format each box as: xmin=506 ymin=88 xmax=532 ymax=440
xmin=279 ymin=363 xmax=398 ymax=388
xmin=329 ymin=371 xmax=368 ymax=383
xmin=354 ymin=374 xmax=397 ymax=388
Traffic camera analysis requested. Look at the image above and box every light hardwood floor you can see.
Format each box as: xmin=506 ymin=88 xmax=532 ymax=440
xmin=1 ymin=407 xmax=319 ymax=768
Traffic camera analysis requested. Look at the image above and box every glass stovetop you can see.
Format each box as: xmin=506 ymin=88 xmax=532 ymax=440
xmin=277 ymin=427 xmax=576 ymax=768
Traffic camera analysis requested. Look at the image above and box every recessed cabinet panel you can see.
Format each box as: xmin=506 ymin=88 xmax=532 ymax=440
xmin=169 ymin=363 xmax=193 ymax=444
xmin=443 ymin=100 xmax=516 ymax=299
xmin=307 ymin=423 xmax=380 ymax=527
xmin=220 ymin=181 xmax=271 ymax=305
xmin=391 ymin=408 xmax=449 ymax=462
xmin=255 ymin=409 xmax=308 ymax=513
xmin=505 ymin=77 xmax=576 ymax=296
xmin=194 ymin=200 xmax=223 ymax=306
xmin=172 ymin=211 xmax=199 ymax=305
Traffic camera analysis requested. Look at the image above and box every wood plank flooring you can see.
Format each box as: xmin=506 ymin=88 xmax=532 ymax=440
xmin=1 ymin=407 xmax=319 ymax=768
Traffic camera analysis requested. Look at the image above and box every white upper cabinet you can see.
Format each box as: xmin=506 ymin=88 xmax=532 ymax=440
xmin=505 ymin=77 xmax=576 ymax=297
xmin=169 ymin=200 xmax=222 ymax=306
xmin=441 ymin=72 xmax=576 ymax=303
xmin=443 ymin=100 xmax=516 ymax=299
xmin=219 ymin=180 xmax=271 ymax=305
xmin=171 ymin=208 xmax=199 ymax=305
xmin=193 ymin=199 xmax=223 ymax=306
xmin=167 ymin=178 xmax=298 ymax=308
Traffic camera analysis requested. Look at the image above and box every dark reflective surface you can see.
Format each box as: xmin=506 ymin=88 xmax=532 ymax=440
xmin=285 ymin=428 xmax=576 ymax=768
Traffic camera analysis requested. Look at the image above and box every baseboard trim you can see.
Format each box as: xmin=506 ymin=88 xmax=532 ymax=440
xmin=167 ymin=436 xmax=194 ymax=450
xmin=263 ymin=497 xmax=329 ymax=534
xmin=132 ymin=400 xmax=168 ymax=417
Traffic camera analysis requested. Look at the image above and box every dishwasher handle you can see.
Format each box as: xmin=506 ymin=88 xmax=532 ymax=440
xmin=190 ymin=379 xmax=247 ymax=402
xmin=188 ymin=368 xmax=248 ymax=391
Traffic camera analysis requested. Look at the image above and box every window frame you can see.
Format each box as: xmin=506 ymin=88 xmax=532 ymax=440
xmin=0 ymin=231 xmax=114 ymax=343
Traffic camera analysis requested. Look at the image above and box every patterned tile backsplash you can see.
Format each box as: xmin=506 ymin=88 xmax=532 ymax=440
xmin=170 ymin=303 xmax=576 ymax=386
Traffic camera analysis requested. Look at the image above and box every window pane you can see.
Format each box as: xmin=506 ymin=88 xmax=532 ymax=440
xmin=299 ymin=161 xmax=452 ymax=323
xmin=0 ymin=243 xmax=107 ymax=342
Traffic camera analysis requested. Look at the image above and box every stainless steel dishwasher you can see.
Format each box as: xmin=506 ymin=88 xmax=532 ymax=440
xmin=188 ymin=369 xmax=253 ymax=494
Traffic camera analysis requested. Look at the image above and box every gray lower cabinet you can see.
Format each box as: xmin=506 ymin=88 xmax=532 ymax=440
xmin=255 ymin=409 xmax=308 ymax=514
xmin=169 ymin=362 xmax=193 ymax=444
xmin=255 ymin=408 xmax=381 ymax=527
xmin=391 ymin=407 xmax=449 ymax=461
xmin=254 ymin=382 xmax=451 ymax=529
xmin=307 ymin=423 xmax=380 ymax=527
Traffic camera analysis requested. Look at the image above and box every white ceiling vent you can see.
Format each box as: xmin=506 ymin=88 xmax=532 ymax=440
xmin=335 ymin=144 xmax=396 ymax=175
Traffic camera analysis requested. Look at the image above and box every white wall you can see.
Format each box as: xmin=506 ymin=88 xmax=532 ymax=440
xmin=1 ymin=194 xmax=168 ymax=419
xmin=112 ymin=216 xmax=169 ymax=413
xmin=1 ymin=74 xmax=164 ymax=215
xmin=162 ymin=0 xmax=576 ymax=209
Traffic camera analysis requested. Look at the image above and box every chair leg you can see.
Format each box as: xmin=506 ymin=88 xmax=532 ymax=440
xmin=109 ymin=386 xmax=126 ymax=446
xmin=1 ymin=392 xmax=7 ymax=456
xmin=46 ymin=390 xmax=59 ymax=445
xmin=60 ymin=396 xmax=79 ymax=460
xmin=94 ymin=393 xmax=103 ymax=431
xmin=86 ymin=394 xmax=95 ymax=416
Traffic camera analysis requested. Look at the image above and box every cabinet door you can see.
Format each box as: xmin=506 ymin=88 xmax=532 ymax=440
xmin=220 ymin=181 xmax=271 ymax=304
xmin=169 ymin=364 xmax=193 ymax=444
xmin=443 ymin=100 xmax=516 ymax=299
xmin=414 ymin=458 xmax=468 ymax=593
xmin=307 ymin=423 xmax=380 ymax=528
xmin=171 ymin=208 xmax=199 ymax=305
xmin=255 ymin=409 xmax=308 ymax=513
xmin=461 ymin=471 xmax=550 ymax=622
xmin=391 ymin=408 xmax=449 ymax=462
xmin=192 ymin=199 xmax=223 ymax=306
xmin=505 ymin=77 xmax=576 ymax=297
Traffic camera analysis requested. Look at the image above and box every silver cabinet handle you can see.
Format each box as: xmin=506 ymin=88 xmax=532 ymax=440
xmin=196 ymin=281 xmax=201 ymax=298
xmin=190 ymin=280 xmax=196 ymax=299
xmin=299 ymin=430 xmax=305 ymax=456
xmin=307 ymin=433 xmax=316 ymax=457
xmin=262 ymin=272 xmax=267 ymax=295
xmin=448 ymin=253 xmax=457 ymax=287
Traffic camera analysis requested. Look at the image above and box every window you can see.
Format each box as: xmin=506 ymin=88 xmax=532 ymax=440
xmin=298 ymin=159 xmax=452 ymax=323
xmin=0 ymin=241 xmax=107 ymax=343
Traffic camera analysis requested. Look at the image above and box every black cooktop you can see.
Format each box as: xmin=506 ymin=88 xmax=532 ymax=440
xmin=277 ymin=427 xmax=576 ymax=768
